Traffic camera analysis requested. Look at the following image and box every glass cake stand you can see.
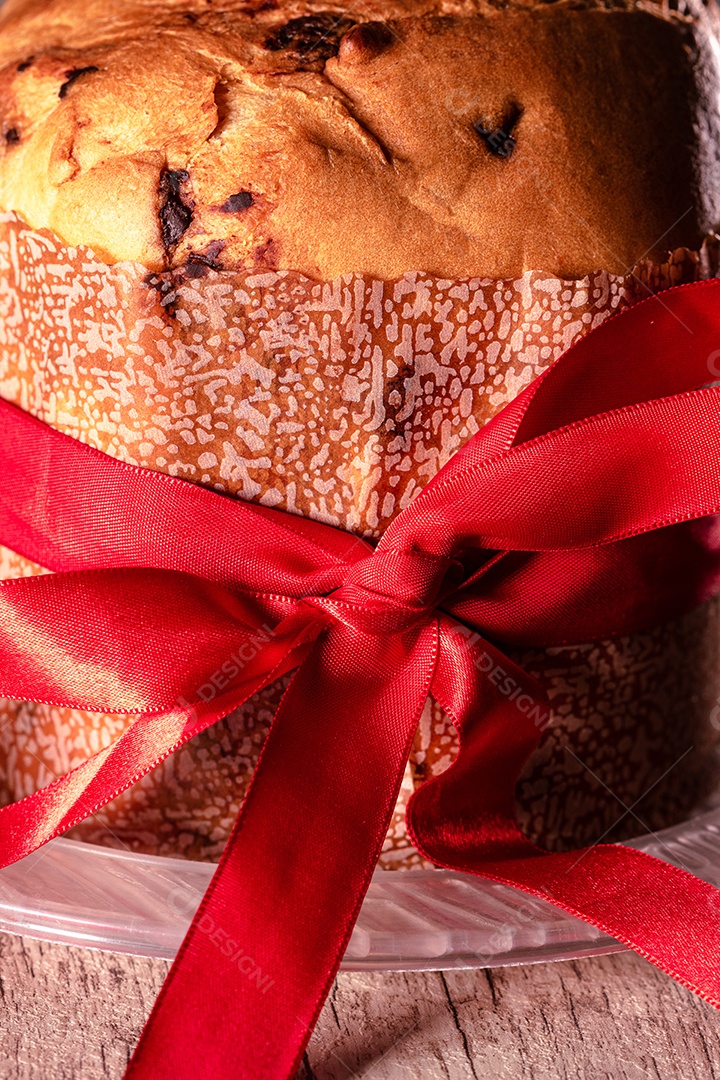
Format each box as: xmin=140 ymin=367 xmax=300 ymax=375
xmin=0 ymin=808 xmax=717 ymax=971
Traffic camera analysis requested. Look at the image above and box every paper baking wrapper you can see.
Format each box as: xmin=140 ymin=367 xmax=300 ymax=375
xmin=0 ymin=211 xmax=718 ymax=867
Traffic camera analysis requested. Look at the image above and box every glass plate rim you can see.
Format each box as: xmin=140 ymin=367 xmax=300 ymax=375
xmin=0 ymin=803 xmax=716 ymax=971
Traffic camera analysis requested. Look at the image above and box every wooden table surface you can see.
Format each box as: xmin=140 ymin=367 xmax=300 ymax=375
xmin=0 ymin=934 xmax=718 ymax=1079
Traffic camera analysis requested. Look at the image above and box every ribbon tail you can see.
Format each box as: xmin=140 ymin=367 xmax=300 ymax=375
xmin=0 ymin=619 xmax=317 ymax=866
xmin=408 ymin=618 xmax=720 ymax=1009
xmin=126 ymin=620 xmax=439 ymax=1080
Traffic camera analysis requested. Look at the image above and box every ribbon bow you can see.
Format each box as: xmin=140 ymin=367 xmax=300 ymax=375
xmin=0 ymin=281 xmax=720 ymax=1077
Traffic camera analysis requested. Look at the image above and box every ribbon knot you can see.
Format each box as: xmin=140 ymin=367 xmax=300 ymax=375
xmin=304 ymin=546 xmax=462 ymax=635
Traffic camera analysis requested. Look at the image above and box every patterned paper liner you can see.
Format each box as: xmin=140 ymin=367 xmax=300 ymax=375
xmin=0 ymin=211 xmax=717 ymax=868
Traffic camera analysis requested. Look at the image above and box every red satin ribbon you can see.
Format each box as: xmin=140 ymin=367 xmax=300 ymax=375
xmin=0 ymin=281 xmax=720 ymax=1076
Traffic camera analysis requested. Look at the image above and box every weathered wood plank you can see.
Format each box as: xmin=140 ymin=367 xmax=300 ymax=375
xmin=0 ymin=934 xmax=717 ymax=1078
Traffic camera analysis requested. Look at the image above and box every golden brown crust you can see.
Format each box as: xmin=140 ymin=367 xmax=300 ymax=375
xmin=0 ymin=0 xmax=718 ymax=277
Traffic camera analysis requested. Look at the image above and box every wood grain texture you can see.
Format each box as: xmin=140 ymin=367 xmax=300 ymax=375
xmin=0 ymin=934 xmax=718 ymax=1078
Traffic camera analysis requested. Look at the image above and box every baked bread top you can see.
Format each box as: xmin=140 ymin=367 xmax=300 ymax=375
xmin=0 ymin=0 xmax=718 ymax=279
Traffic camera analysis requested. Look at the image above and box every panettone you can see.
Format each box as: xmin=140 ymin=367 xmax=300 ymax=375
xmin=0 ymin=0 xmax=719 ymax=278
xmin=0 ymin=0 xmax=719 ymax=865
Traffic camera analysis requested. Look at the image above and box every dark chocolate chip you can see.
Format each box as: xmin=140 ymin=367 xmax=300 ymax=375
xmin=163 ymin=169 xmax=190 ymax=195
xmin=158 ymin=169 xmax=194 ymax=251
xmin=502 ymin=102 xmax=523 ymax=134
xmin=184 ymin=260 xmax=210 ymax=279
xmin=184 ymin=239 xmax=226 ymax=277
xmin=263 ymin=13 xmax=356 ymax=62
xmin=16 ymin=56 xmax=34 ymax=73
xmin=475 ymin=124 xmax=516 ymax=158
xmin=220 ymin=191 xmax=254 ymax=212
xmin=203 ymin=239 xmax=225 ymax=261
xmin=161 ymin=201 xmax=191 ymax=248
xmin=59 ymin=66 xmax=100 ymax=99
xmin=4 ymin=128 xmax=20 ymax=145
xmin=474 ymin=103 xmax=522 ymax=159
